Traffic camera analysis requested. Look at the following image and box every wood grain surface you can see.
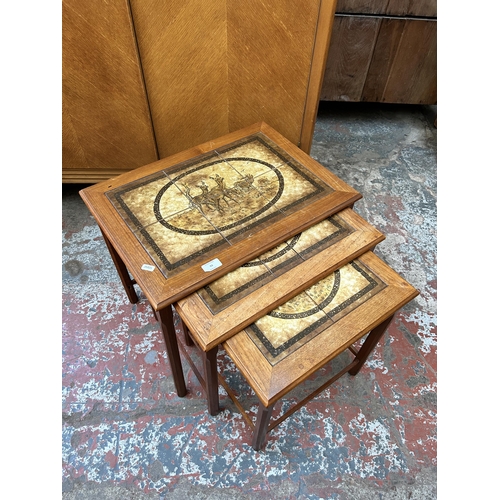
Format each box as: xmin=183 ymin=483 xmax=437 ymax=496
xmin=64 ymin=0 xmax=337 ymax=182
xmin=62 ymin=0 xmax=157 ymax=181
xmin=130 ymin=0 xmax=336 ymax=158
xmin=223 ymin=250 xmax=419 ymax=406
xmin=80 ymin=122 xmax=361 ymax=311
xmin=367 ymin=18 xmax=437 ymax=104
xmin=336 ymin=0 xmax=436 ymax=17
xmin=129 ymin=0 xmax=229 ymax=159
xmin=386 ymin=0 xmax=436 ymax=17
xmin=321 ymin=14 xmax=436 ymax=104
xmin=336 ymin=0 xmax=389 ymax=15
xmin=321 ymin=15 xmax=380 ymax=102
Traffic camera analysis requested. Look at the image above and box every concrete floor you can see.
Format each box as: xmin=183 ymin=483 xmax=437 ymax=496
xmin=62 ymin=102 xmax=437 ymax=499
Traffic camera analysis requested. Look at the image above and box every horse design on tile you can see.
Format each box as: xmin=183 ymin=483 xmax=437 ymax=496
xmin=152 ymin=154 xmax=286 ymax=237
xmin=182 ymin=173 xmax=256 ymax=215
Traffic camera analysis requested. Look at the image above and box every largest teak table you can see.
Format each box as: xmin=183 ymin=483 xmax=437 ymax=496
xmin=79 ymin=122 xmax=362 ymax=397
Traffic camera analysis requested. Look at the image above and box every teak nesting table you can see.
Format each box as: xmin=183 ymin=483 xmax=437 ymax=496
xmin=80 ymin=122 xmax=363 ymax=397
xmin=215 ymin=251 xmax=417 ymax=449
xmin=79 ymin=122 xmax=418 ymax=450
xmin=174 ymin=224 xmax=417 ymax=449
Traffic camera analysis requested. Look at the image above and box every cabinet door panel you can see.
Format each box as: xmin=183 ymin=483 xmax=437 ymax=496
xmin=62 ymin=0 xmax=157 ymax=182
xmin=365 ymin=19 xmax=436 ymax=104
xmin=386 ymin=0 xmax=437 ymax=17
xmin=337 ymin=0 xmax=437 ymax=17
xmin=321 ymin=14 xmax=436 ymax=104
xmin=132 ymin=0 xmax=335 ymax=158
xmin=336 ymin=0 xmax=387 ymax=14
xmin=320 ymin=15 xmax=380 ymax=102
xmin=129 ymin=0 xmax=229 ymax=159
xmin=227 ymin=0 xmax=321 ymax=148
xmin=360 ymin=18 xmax=405 ymax=102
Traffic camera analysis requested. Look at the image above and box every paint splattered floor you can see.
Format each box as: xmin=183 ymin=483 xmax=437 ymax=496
xmin=62 ymin=102 xmax=437 ymax=499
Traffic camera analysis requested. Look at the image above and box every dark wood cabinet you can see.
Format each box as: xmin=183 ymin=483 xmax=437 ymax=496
xmin=320 ymin=0 xmax=437 ymax=104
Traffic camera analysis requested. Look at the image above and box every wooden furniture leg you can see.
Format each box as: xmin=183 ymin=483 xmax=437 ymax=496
xmin=202 ymin=347 xmax=220 ymax=416
xmin=348 ymin=314 xmax=394 ymax=376
xmin=99 ymin=228 xmax=187 ymax=398
xmin=100 ymin=230 xmax=139 ymax=304
xmin=158 ymin=306 xmax=187 ymax=397
xmin=177 ymin=318 xmax=194 ymax=346
xmin=243 ymin=315 xmax=394 ymax=451
xmin=252 ymin=402 xmax=275 ymax=451
xmin=170 ymin=310 xmax=221 ymax=414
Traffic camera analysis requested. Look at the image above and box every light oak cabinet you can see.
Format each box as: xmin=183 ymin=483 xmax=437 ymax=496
xmin=62 ymin=0 xmax=158 ymax=183
xmin=63 ymin=0 xmax=437 ymax=183
xmin=63 ymin=0 xmax=337 ymax=183
xmin=320 ymin=0 xmax=437 ymax=104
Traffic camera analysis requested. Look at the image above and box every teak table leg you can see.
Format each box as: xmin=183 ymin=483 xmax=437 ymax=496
xmin=100 ymin=230 xmax=139 ymax=304
xmin=252 ymin=402 xmax=275 ymax=451
xmin=177 ymin=319 xmax=194 ymax=347
xmin=349 ymin=314 xmax=394 ymax=376
xmin=158 ymin=306 xmax=187 ymax=397
xmin=202 ymin=347 xmax=220 ymax=416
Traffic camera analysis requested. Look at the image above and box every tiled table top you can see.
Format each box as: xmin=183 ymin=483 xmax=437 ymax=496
xmin=105 ymin=133 xmax=337 ymax=279
xmin=224 ymin=251 xmax=419 ymax=406
xmin=247 ymin=258 xmax=386 ymax=366
xmin=197 ymin=212 xmax=353 ymax=315
xmin=80 ymin=123 xmax=361 ymax=309
xmin=175 ymin=207 xmax=384 ymax=350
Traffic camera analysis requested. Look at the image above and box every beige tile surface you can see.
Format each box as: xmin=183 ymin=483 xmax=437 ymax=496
xmin=195 ymin=212 xmax=355 ymax=314
xmin=246 ymin=258 xmax=387 ymax=365
xmin=105 ymin=133 xmax=336 ymax=279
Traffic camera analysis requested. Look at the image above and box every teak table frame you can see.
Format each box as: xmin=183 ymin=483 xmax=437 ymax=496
xmin=221 ymin=251 xmax=419 ymax=450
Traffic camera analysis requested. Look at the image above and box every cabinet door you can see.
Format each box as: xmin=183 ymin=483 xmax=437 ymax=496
xmin=130 ymin=0 xmax=336 ymax=157
xmin=128 ymin=0 xmax=229 ymax=160
xmin=226 ymin=0 xmax=334 ymax=153
xmin=386 ymin=0 xmax=437 ymax=17
xmin=336 ymin=0 xmax=387 ymax=14
xmin=336 ymin=0 xmax=437 ymax=17
xmin=321 ymin=15 xmax=380 ymax=102
xmin=62 ymin=0 xmax=158 ymax=183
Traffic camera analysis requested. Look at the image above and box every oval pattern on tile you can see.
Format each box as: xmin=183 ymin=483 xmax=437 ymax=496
xmin=269 ymin=270 xmax=341 ymax=319
xmin=243 ymin=233 xmax=301 ymax=268
xmin=153 ymin=158 xmax=284 ymax=235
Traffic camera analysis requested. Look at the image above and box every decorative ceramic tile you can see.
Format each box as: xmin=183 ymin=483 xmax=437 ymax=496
xmin=105 ymin=172 xmax=169 ymax=230
xmin=282 ymin=214 xmax=354 ymax=259
xmin=304 ymin=260 xmax=386 ymax=323
xmin=105 ymin=133 xmax=335 ymax=279
xmin=217 ymin=134 xmax=333 ymax=218
xmin=246 ymin=259 xmax=387 ymax=365
xmin=195 ymin=257 xmax=274 ymax=315
xmin=196 ymin=214 xmax=354 ymax=314
xmin=248 ymin=290 xmax=334 ymax=366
